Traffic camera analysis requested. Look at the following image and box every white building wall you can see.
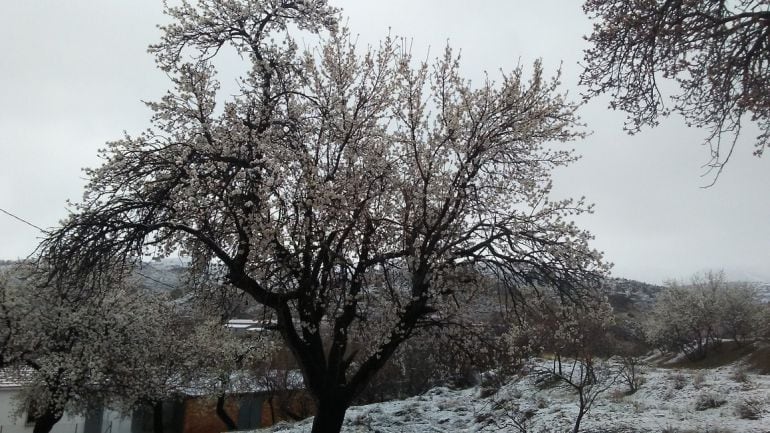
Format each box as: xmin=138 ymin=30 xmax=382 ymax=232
xmin=100 ymin=410 xmax=132 ymax=433
xmin=0 ymin=387 xmax=33 ymax=433
xmin=0 ymin=388 xmax=132 ymax=433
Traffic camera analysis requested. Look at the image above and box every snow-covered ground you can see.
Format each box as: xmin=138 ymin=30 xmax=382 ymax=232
xmin=249 ymin=360 xmax=769 ymax=433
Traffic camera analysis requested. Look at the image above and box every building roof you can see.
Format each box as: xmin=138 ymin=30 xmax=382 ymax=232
xmin=0 ymin=367 xmax=33 ymax=389
xmin=225 ymin=318 xmax=277 ymax=332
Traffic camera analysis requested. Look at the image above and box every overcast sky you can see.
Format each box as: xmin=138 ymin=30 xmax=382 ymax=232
xmin=1 ymin=1 xmax=769 ymax=284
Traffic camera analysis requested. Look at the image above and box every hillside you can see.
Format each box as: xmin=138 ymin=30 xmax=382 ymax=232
xmin=250 ymin=358 xmax=769 ymax=433
xmin=603 ymin=278 xmax=663 ymax=312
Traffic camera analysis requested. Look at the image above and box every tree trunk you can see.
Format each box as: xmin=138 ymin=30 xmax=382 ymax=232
xmin=152 ymin=401 xmax=164 ymax=433
xmin=266 ymin=396 xmax=276 ymax=425
xmin=32 ymin=409 xmax=63 ymax=433
xmin=572 ymin=396 xmax=587 ymax=433
xmin=216 ymin=394 xmax=237 ymax=431
xmin=310 ymin=399 xmax=347 ymax=433
xmin=572 ymin=410 xmax=585 ymax=433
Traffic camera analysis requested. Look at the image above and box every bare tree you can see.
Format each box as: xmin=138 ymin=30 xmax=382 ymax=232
xmin=581 ymin=0 xmax=770 ymax=179
xmin=550 ymin=357 xmax=619 ymax=433
xmin=37 ymin=1 xmax=607 ymax=431
xmin=507 ymin=292 xmax=616 ymax=433
xmin=618 ymin=353 xmax=645 ymax=394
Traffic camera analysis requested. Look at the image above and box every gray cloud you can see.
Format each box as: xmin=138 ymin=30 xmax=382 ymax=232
xmin=1 ymin=0 xmax=768 ymax=284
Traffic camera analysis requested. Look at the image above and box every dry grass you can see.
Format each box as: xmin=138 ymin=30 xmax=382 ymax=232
xmin=694 ymin=392 xmax=727 ymax=411
xmin=744 ymin=343 xmax=770 ymax=374
xmin=734 ymin=397 xmax=763 ymax=420
xmin=666 ymin=341 xmax=758 ymax=370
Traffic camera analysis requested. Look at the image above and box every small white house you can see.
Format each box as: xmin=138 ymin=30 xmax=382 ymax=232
xmin=0 ymin=370 xmax=132 ymax=433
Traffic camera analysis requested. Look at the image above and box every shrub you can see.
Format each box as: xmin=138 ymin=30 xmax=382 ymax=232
xmin=662 ymin=428 xmax=735 ymax=433
xmin=478 ymin=386 xmax=497 ymax=398
xmin=534 ymin=370 xmax=560 ymax=389
xmin=729 ymin=367 xmax=749 ymax=383
xmin=661 ymin=388 xmax=675 ymax=401
xmin=478 ymin=370 xmax=508 ymax=398
xmin=734 ymin=397 xmax=763 ymax=420
xmin=609 ymin=388 xmax=626 ymax=402
xmin=694 ymin=392 xmax=726 ymax=411
xmin=619 ymin=355 xmax=645 ymax=394
xmin=670 ymin=372 xmax=687 ymax=390
xmin=474 ymin=412 xmax=492 ymax=424
xmin=692 ymin=371 xmax=706 ymax=389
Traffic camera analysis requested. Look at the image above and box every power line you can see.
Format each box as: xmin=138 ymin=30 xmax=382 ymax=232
xmin=1 ymin=207 xmax=182 ymax=291
xmin=0 ymin=207 xmax=46 ymax=233
xmin=135 ymin=271 xmax=178 ymax=290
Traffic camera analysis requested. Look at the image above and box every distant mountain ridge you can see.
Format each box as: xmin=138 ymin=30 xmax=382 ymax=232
xmin=132 ymin=257 xmax=188 ymax=294
xmin=603 ymin=277 xmax=663 ymax=312
xmin=3 ymin=258 xmax=768 ymax=305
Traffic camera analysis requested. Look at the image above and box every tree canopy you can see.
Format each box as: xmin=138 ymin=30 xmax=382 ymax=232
xmin=644 ymin=271 xmax=764 ymax=361
xmin=581 ymin=0 xmax=770 ymax=179
xmin=38 ymin=1 xmax=607 ymax=431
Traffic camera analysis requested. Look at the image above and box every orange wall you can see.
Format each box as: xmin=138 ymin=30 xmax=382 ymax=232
xmin=181 ymin=398 xmax=239 ymax=433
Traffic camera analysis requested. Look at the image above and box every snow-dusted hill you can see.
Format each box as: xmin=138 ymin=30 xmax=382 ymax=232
xmin=132 ymin=257 xmax=189 ymax=293
xmin=751 ymin=283 xmax=770 ymax=303
xmin=250 ymin=360 xmax=769 ymax=433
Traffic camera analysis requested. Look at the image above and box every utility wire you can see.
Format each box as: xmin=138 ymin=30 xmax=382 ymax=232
xmin=135 ymin=271 xmax=178 ymax=290
xmin=1 ymin=206 xmax=176 ymax=291
xmin=0 ymin=207 xmax=46 ymax=233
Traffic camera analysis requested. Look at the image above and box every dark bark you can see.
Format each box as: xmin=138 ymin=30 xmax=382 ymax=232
xmin=310 ymin=398 xmax=347 ymax=433
xmin=152 ymin=401 xmax=164 ymax=433
xmin=571 ymin=385 xmax=590 ymax=433
xmin=268 ymin=397 xmax=276 ymax=425
xmin=572 ymin=406 xmax=585 ymax=433
xmin=32 ymin=409 xmax=63 ymax=433
xmin=216 ymin=394 xmax=238 ymax=431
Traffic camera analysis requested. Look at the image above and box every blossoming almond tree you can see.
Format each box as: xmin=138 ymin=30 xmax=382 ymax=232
xmin=581 ymin=0 xmax=770 ymax=179
xmin=38 ymin=1 xmax=607 ymax=431
xmin=0 ymin=266 xmax=182 ymax=433
xmin=644 ymin=271 xmax=764 ymax=361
